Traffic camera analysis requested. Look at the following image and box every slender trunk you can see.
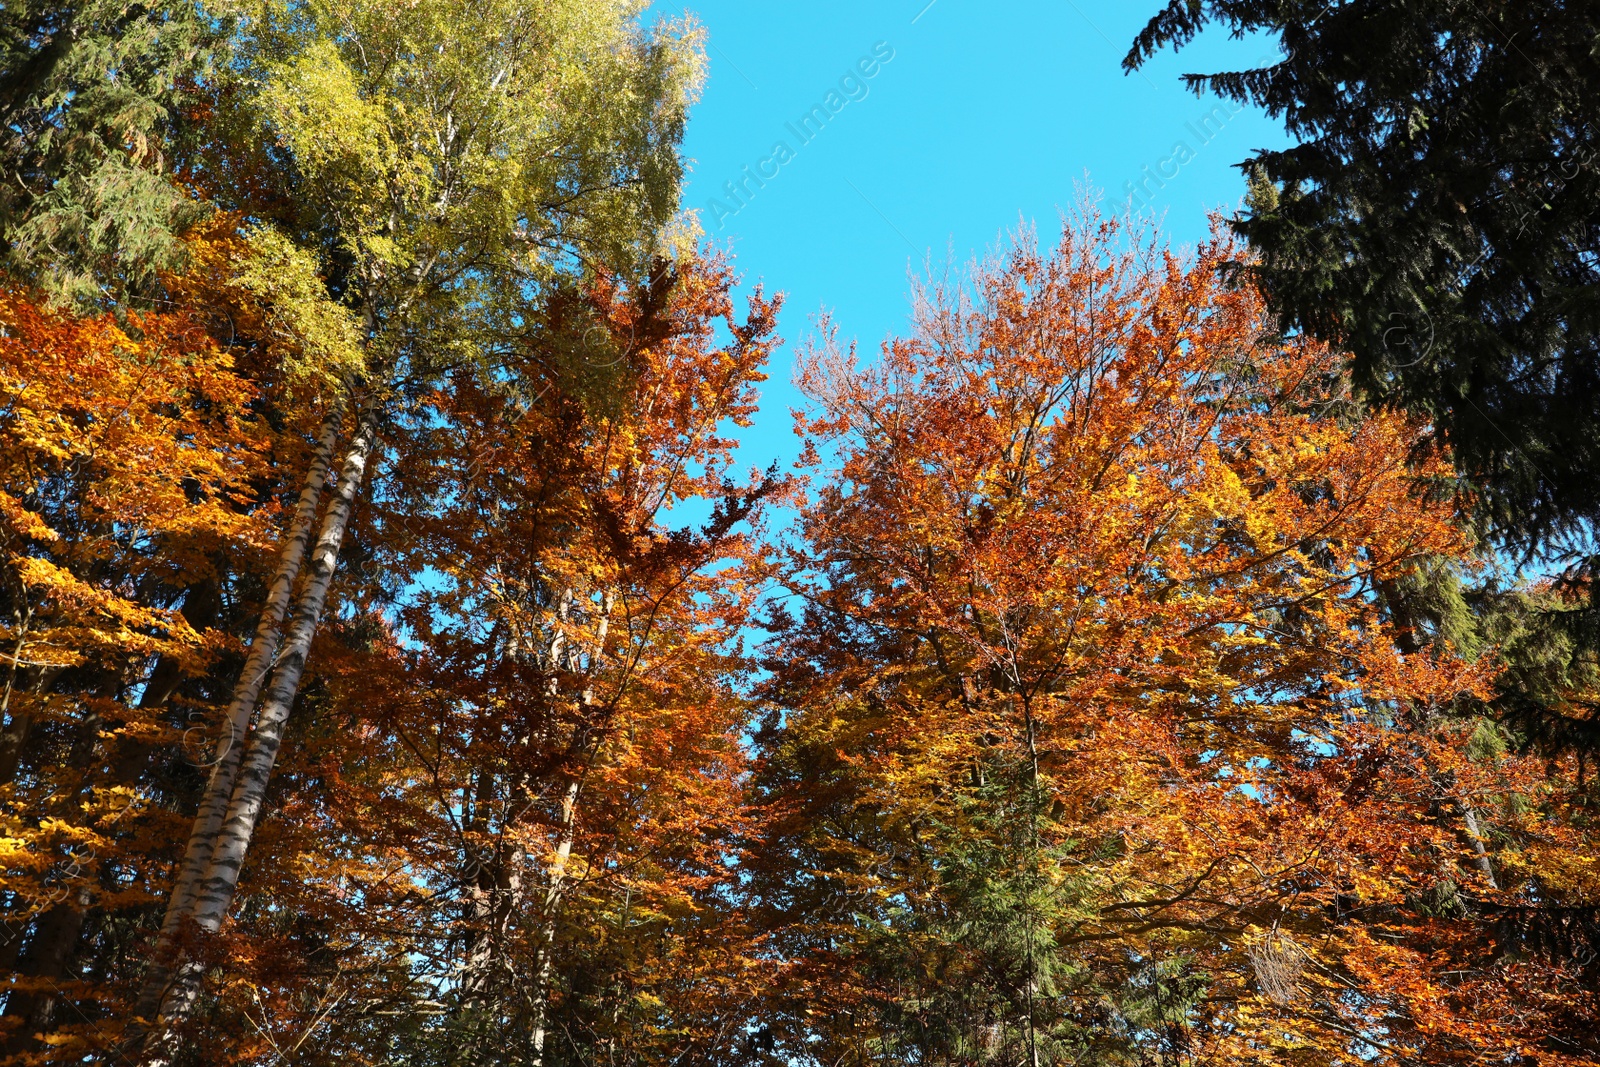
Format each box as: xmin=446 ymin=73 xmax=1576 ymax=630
xmin=529 ymin=589 xmax=609 ymax=1065
xmin=128 ymin=410 xmax=342 ymax=1027
xmin=1460 ymin=800 xmax=1500 ymax=891
xmin=0 ymin=664 xmax=65 ymax=786
xmin=0 ymin=574 xmax=221 ymax=1047
xmin=0 ymin=707 xmax=33 ymax=788
xmin=529 ymin=777 xmax=582 ymax=1067
xmin=0 ymin=912 xmax=24 ymax=986
xmin=458 ymin=837 xmax=528 ymax=1066
xmin=458 ymin=771 xmax=528 ymax=1013
xmin=1379 ymin=581 xmax=1502 ymax=893
xmin=103 ymin=577 xmax=224 ymax=790
xmin=2 ymin=685 xmax=114 ymax=1048
xmin=136 ymin=403 xmax=378 ymax=1063
xmin=0 ymin=658 xmax=116 ymax=991
xmin=0 ymin=599 xmax=221 ymax=1049
xmin=0 ymin=886 xmax=92 ymax=1056
xmin=1425 ymin=766 xmax=1503 ymax=891
xmin=458 ymin=768 xmax=498 ymax=1011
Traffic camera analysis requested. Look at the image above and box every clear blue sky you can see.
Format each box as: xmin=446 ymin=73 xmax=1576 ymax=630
xmin=670 ymin=0 xmax=1288 ymax=474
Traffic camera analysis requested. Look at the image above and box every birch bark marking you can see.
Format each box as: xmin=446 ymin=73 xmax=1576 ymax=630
xmin=139 ymin=403 xmax=380 ymax=1061
xmin=131 ymin=410 xmax=342 ymax=1024
xmin=1460 ymin=800 xmax=1501 ymax=891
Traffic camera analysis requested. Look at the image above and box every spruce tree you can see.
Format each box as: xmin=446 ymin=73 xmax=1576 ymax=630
xmin=1125 ymin=0 xmax=1600 ymax=560
xmin=0 ymin=1 xmax=228 ymax=304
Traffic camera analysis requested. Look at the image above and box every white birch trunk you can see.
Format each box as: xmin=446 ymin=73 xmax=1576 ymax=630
xmin=530 ymin=588 xmax=611 ymax=1064
xmin=136 ymin=403 xmax=379 ymax=1064
xmin=529 ymin=777 xmax=582 ymax=1066
xmin=130 ymin=410 xmax=342 ymax=1025
xmin=1461 ymin=800 xmax=1500 ymax=890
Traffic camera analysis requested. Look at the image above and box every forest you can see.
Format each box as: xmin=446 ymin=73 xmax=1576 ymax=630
xmin=0 ymin=0 xmax=1597 ymax=1064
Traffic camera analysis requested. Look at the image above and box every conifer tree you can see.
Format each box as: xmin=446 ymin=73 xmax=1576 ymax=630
xmin=1125 ymin=0 xmax=1600 ymax=558
xmin=0 ymin=1 xmax=229 ymax=304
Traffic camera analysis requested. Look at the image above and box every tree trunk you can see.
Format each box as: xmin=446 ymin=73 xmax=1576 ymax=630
xmin=102 ymin=576 xmax=225 ymax=792
xmin=2 ymin=688 xmax=116 ymax=1051
xmin=135 ymin=403 xmax=377 ymax=1064
xmin=0 ymin=663 xmax=66 ymax=786
xmin=4 ymin=623 xmax=229 ymax=1048
xmin=529 ymin=588 xmax=613 ymax=1064
xmin=458 ymin=763 xmax=528 ymax=998
xmin=0 ymin=661 xmax=64 ymax=976
xmin=529 ymin=777 xmax=582 ymax=1067
xmin=1459 ymin=800 xmax=1500 ymax=891
xmin=128 ymin=410 xmax=342 ymax=1028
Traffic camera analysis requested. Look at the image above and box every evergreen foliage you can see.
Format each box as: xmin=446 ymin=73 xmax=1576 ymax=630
xmin=0 ymin=1 xmax=229 ymax=304
xmin=1126 ymin=0 xmax=1600 ymax=760
xmin=1125 ymin=0 xmax=1600 ymax=561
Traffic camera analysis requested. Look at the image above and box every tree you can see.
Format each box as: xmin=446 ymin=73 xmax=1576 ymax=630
xmin=0 ymin=0 xmax=231 ymax=305
xmin=1124 ymin=0 xmax=1600 ymax=562
xmin=139 ymin=253 xmax=783 ymax=1065
xmin=0 ymin=0 xmax=711 ymax=1056
xmin=127 ymin=0 xmax=707 ymax=1054
xmin=351 ymin=254 xmax=779 ymax=1066
xmin=750 ymin=210 xmax=1600 ymax=1066
xmin=0 ymin=284 xmax=283 ymax=1059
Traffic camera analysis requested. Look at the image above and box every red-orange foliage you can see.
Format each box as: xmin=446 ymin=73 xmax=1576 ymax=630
xmin=2 ymin=207 xmax=1594 ymax=1067
xmin=751 ymin=212 xmax=1599 ymax=1066
xmin=177 ymin=253 xmax=787 ymax=1064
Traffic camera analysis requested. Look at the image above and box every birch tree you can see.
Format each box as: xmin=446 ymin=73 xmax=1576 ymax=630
xmin=121 ymin=0 xmax=704 ymax=1056
xmin=216 ymin=256 xmax=781 ymax=1065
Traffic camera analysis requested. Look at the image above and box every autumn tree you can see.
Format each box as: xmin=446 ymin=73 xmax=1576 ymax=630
xmin=750 ymin=211 xmax=1599 ymax=1066
xmin=359 ymin=254 xmax=779 ymax=1067
xmin=0 ymin=0 xmax=706 ymax=1058
xmin=0 ymin=284 xmax=291 ymax=1059
xmin=117 ymin=1 xmax=708 ymax=1056
xmin=138 ymin=252 xmax=784 ymax=1065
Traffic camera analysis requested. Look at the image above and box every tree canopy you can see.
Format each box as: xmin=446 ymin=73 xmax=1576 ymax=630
xmin=749 ymin=213 xmax=1598 ymax=1066
xmin=0 ymin=3 xmax=1596 ymax=1065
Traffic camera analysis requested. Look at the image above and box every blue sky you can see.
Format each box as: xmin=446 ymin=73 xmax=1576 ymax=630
xmin=670 ymin=0 xmax=1288 ymax=475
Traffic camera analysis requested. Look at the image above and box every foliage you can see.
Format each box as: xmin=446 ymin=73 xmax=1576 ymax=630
xmin=749 ymin=211 xmax=1600 ymax=1066
xmin=0 ymin=282 xmax=284 ymax=1058
xmin=108 ymin=252 xmax=786 ymax=1065
xmin=2 ymin=3 xmax=1597 ymax=1063
xmin=0 ymin=1 xmax=232 ymax=305
xmin=193 ymin=0 xmax=706 ymax=397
